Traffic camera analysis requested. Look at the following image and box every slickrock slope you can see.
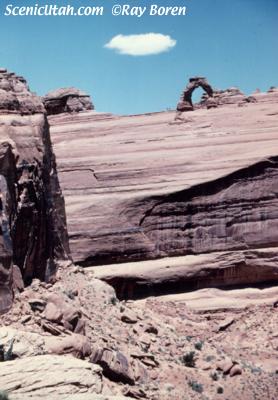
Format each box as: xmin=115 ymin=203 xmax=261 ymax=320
xmin=49 ymin=87 xmax=278 ymax=295
xmin=0 ymin=68 xmax=70 ymax=312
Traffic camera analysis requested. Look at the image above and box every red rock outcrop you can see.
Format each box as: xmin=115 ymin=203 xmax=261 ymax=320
xmin=48 ymin=89 xmax=278 ymax=297
xmin=0 ymin=68 xmax=70 ymax=312
xmin=43 ymin=87 xmax=94 ymax=115
xmin=176 ymin=76 xmax=215 ymax=112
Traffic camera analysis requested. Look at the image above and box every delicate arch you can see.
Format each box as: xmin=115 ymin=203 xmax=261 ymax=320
xmin=176 ymin=76 xmax=214 ymax=112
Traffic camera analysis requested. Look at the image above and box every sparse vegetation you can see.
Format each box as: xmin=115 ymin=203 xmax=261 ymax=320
xmin=188 ymin=380 xmax=203 ymax=393
xmin=210 ymin=371 xmax=219 ymax=381
xmin=194 ymin=340 xmax=204 ymax=351
xmin=110 ymin=296 xmax=117 ymax=306
xmin=181 ymin=351 xmax=197 ymax=368
xmin=217 ymin=386 xmax=224 ymax=394
xmin=0 ymin=391 xmax=9 ymax=400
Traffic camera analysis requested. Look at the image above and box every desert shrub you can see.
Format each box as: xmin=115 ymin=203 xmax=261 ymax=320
xmin=0 ymin=391 xmax=9 ymax=400
xmin=188 ymin=380 xmax=203 ymax=393
xmin=194 ymin=341 xmax=204 ymax=351
xmin=217 ymin=386 xmax=224 ymax=394
xmin=210 ymin=371 xmax=219 ymax=381
xmin=180 ymin=351 xmax=196 ymax=368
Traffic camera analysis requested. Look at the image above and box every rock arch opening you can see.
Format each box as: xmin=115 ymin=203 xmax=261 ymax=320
xmin=176 ymin=76 xmax=216 ymax=113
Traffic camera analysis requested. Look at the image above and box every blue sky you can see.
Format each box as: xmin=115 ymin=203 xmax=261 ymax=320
xmin=0 ymin=0 xmax=277 ymax=115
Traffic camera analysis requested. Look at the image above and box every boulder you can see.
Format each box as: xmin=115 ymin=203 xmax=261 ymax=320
xmin=90 ymin=347 xmax=135 ymax=385
xmin=216 ymin=358 xmax=234 ymax=374
xmin=46 ymin=334 xmax=91 ymax=358
xmin=229 ymin=364 xmax=242 ymax=377
xmin=43 ymin=302 xmax=63 ymax=323
xmin=43 ymin=88 xmax=93 ymax=115
xmin=43 ymin=293 xmax=85 ymax=333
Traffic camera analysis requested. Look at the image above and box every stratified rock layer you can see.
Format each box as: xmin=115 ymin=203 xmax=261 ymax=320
xmin=49 ymin=89 xmax=278 ymax=294
xmin=91 ymin=248 xmax=278 ymax=300
xmin=138 ymin=157 xmax=278 ymax=258
xmin=0 ymin=355 xmax=102 ymax=398
xmin=0 ymin=69 xmax=70 ymax=312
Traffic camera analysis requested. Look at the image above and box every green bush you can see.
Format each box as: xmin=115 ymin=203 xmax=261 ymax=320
xmin=188 ymin=380 xmax=203 ymax=393
xmin=181 ymin=351 xmax=196 ymax=368
xmin=217 ymin=386 xmax=224 ymax=394
xmin=194 ymin=341 xmax=204 ymax=351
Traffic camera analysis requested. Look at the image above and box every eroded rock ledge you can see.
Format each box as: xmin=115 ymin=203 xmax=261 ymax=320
xmin=43 ymin=87 xmax=94 ymax=115
xmin=92 ymin=248 xmax=278 ymax=300
xmin=137 ymin=156 xmax=278 ymax=258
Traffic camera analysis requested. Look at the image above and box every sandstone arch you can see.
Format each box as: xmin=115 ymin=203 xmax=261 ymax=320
xmin=176 ymin=76 xmax=215 ymax=112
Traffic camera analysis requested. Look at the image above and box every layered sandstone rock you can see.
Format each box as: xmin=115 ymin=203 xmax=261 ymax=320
xmin=49 ymin=97 xmax=278 ymax=255
xmin=0 ymin=355 xmax=102 ymax=398
xmin=43 ymin=88 xmax=94 ymax=115
xmin=198 ymin=87 xmax=247 ymax=107
xmin=91 ymin=248 xmax=278 ymax=300
xmin=0 ymin=69 xmax=70 ymax=312
xmin=48 ymin=89 xmax=278 ymax=296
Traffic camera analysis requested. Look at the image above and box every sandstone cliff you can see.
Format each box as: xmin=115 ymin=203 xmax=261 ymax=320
xmin=48 ymin=87 xmax=278 ymax=297
xmin=0 ymin=68 xmax=70 ymax=313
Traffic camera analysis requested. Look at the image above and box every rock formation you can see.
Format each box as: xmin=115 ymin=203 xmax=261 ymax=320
xmin=198 ymin=87 xmax=253 ymax=108
xmin=176 ymin=76 xmax=216 ymax=112
xmin=0 ymin=355 xmax=103 ymax=398
xmin=0 ymin=68 xmax=70 ymax=313
xmin=0 ymin=261 xmax=277 ymax=399
xmin=138 ymin=157 xmax=278 ymax=258
xmin=43 ymin=88 xmax=94 ymax=115
xmin=92 ymin=248 xmax=278 ymax=300
xmin=0 ymin=69 xmax=277 ymax=400
xmin=49 ymin=90 xmax=278 ymax=284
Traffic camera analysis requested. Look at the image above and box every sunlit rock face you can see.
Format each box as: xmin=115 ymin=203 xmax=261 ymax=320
xmin=49 ymin=86 xmax=278 ymax=295
xmin=0 ymin=68 xmax=70 ymax=312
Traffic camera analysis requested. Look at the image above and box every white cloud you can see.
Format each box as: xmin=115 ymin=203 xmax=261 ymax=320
xmin=104 ymin=33 xmax=176 ymax=56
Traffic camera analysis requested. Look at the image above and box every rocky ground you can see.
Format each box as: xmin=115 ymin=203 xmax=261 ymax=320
xmin=0 ymin=261 xmax=277 ymax=400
